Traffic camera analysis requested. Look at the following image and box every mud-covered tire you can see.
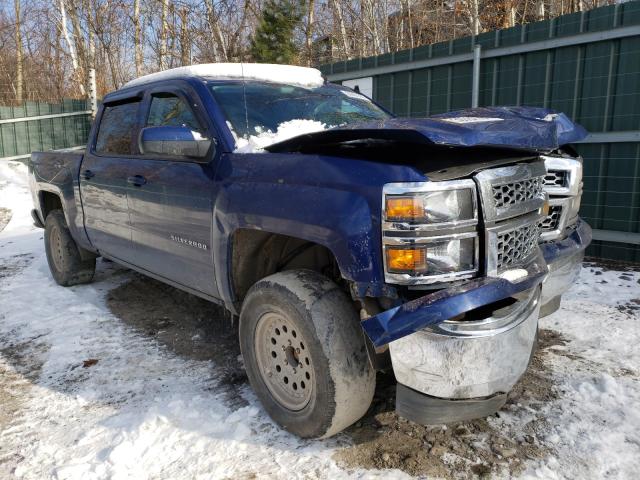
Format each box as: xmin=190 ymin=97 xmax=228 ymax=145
xmin=44 ymin=210 xmax=96 ymax=286
xmin=239 ymin=269 xmax=375 ymax=438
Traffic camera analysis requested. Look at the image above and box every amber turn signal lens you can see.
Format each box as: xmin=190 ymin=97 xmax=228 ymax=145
xmin=385 ymin=196 xmax=425 ymax=221
xmin=541 ymin=198 xmax=550 ymax=216
xmin=386 ymin=247 xmax=428 ymax=274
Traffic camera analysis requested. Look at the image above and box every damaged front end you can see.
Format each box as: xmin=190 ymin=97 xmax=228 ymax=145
xmin=267 ymin=104 xmax=591 ymax=424
xmin=364 ymin=155 xmax=590 ymax=425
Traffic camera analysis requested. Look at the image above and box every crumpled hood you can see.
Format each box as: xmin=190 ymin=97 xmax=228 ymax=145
xmin=266 ymin=106 xmax=587 ymax=153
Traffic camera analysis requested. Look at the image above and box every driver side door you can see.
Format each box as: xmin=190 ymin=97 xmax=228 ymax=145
xmin=126 ymin=87 xmax=219 ymax=298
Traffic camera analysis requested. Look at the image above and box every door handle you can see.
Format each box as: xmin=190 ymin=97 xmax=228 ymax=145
xmin=82 ymin=169 xmax=95 ymax=180
xmin=127 ymin=175 xmax=147 ymax=187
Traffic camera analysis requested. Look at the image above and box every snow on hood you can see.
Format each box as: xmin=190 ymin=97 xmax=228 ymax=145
xmin=233 ymin=119 xmax=328 ymax=153
xmin=267 ymin=106 xmax=588 ymax=153
xmin=124 ymin=63 xmax=325 ymax=89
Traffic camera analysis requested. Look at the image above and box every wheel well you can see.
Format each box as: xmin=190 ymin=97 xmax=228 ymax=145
xmin=231 ymin=229 xmax=342 ymax=302
xmin=40 ymin=192 xmax=63 ymax=219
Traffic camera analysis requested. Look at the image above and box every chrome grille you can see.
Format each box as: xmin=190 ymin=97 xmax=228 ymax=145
xmin=492 ymin=176 xmax=545 ymax=209
xmin=540 ymin=205 xmax=563 ymax=232
xmin=544 ymin=170 xmax=567 ymax=188
xmin=475 ymin=161 xmax=547 ymax=223
xmin=497 ymin=222 xmax=541 ymax=270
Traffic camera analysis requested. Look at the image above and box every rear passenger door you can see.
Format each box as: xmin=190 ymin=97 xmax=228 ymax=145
xmin=80 ymin=98 xmax=140 ymax=263
xmin=125 ymin=87 xmax=219 ymax=297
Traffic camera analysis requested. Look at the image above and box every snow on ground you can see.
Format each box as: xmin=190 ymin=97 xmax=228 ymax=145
xmin=510 ymin=268 xmax=640 ymax=479
xmin=0 ymin=160 xmax=639 ymax=479
xmin=233 ymin=119 xmax=327 ymax=153
xmin=0 ymin=162 xmax=367 ymax=479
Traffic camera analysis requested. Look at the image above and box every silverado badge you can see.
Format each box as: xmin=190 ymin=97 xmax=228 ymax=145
xmin=170 ymin=234 xmax=208 ymax=251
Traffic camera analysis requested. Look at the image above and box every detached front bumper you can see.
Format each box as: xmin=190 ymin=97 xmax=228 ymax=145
xmin=539 ymin=218 xmax=592 ymax=316
xmin=362 ymin=254 xmax=548 ymax=424
xmin=361 ymin=220 xmax=591 ymax=425
xmin=392 ymin=285 xmax=540 ymax=424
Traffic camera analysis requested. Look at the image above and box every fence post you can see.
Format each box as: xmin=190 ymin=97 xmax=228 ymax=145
xmin=471 ymin=44 xmax=481 ymax=108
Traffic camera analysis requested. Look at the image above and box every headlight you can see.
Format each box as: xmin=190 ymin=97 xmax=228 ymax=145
xmin=384 ymin=183 xmax=476 ymax=227
xmin=382 ymin=180 xmax=479 ymax=284
xmin=385 ymin=236 xmax=477 ymax=276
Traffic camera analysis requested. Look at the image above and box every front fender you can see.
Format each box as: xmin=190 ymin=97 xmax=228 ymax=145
xmin=212 ymin=181 xmax=383 ymax=310
xmin=210 ymin=152 xmax=427 ymax=311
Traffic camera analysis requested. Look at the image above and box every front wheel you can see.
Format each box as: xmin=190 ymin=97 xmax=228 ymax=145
xmin=240 ymin=270 xmax=375 ymax=438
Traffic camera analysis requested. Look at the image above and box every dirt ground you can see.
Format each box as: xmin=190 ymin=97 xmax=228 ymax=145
xmin=106 ymin=274 xmax=248 ymax=409
xmin=334 ymin=330 xmax=565 ymax=478
xmin=0 ymin=253 xmax=45 ymax=478
xmin=104 ymin=268 xmax=568 ymax=479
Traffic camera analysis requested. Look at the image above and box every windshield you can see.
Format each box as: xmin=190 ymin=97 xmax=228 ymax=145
xmin=209 ymin=82 xmax=391 ymax=139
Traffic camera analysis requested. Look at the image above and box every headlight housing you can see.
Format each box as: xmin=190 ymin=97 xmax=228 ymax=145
xmin=383 ymin=180 xmax=479 ymax=284
xmin=385 ymin=189 xmax=476 ymax=224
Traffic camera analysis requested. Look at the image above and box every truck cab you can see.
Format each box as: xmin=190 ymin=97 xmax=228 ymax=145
xmin=29 ymin=63 xmax=591 ymax=438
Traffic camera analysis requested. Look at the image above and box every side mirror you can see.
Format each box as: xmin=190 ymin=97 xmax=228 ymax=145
xmin=139 ymin=126 xmax=212 ymax=159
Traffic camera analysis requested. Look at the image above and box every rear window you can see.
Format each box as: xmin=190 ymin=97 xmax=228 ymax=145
xmin=95 ymin=101 xmax=140 ymax=155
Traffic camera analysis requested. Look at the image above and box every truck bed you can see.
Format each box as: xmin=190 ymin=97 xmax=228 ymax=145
xmin=31 ymin=149 xmax=84 ymax=185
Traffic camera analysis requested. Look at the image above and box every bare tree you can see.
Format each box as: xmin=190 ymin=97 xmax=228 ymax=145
xmin=470 ymin=0 xmax=481 ymax=35
xmin=14 ymin=0 xmax=23 ymax=102
xmin=0 ymin=0 xmax=619 ymax=104
xmin=305 ymin=0 xmax=315 ymax=66
xmin=58 ymin=0 xmax=85 ymax=95
xmin=133 ymin=0 xmax=142 ymax=76
xmin=159 ymin=0 xmax=168 ymax=70
xmin=330 ymin=0 xmax=350 ymax=59
xmin=179 ymin=6 xmax=190 ymax=66
xmin=205 ymin=0 xmax=229 ymax=61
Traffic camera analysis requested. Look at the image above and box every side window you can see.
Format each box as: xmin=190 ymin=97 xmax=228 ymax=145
xmin=95 ymin=100 xmax=140 ymax=155
xmin=147 ymin=93 xmax=202 ymax=131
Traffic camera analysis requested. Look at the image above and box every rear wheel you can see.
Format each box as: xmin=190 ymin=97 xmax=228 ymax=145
xmin=240 ymin=269 xmax=375 ymax=438
xmin=44 ymin=210 xmax=96 ymax=286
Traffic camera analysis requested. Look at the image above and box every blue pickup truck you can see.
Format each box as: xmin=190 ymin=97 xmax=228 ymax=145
xmin=29 ymin=63 xmax=591 ymax=438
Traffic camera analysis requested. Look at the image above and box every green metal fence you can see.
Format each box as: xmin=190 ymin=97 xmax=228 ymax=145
xmin=0 ymin=99 xmax=93 ymax=162
xmin=321 ymin=1 xmax=640 ymax=262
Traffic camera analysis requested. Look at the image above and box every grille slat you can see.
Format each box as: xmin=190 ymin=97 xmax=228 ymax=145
xmin=492 ymin=177 xmax=545 ymax=210
xmin=496 ymin=222 xmax=541 ymax=271
xmin=540 ymin=205 xmax=563 ymax=232
xmin=475 ymin=161 xmax=547 ymax=275
xmin=544 ymin=170 xmax=567 ymax=188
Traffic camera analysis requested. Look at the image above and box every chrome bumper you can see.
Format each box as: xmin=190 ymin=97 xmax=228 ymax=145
xmin=390 ymin=286 xmax=540 ymax=401
xmin=539 ymin=219 xmax=592 ymax=317
xmin=363 ymin=221 xmax=591 ymax=425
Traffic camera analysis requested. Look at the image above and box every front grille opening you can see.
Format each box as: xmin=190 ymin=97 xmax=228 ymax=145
xmin=492 ymin=176 xmax=544 ymax=209
xmin=544 ymin=170 xmax=568 ymax=188
xmin=540 ymin=205 xmax=563 ymax=231
xmin=497 ymin=222 xmax=540 ymax=270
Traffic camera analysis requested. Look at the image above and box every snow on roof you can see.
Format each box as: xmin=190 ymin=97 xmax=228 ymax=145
xmin=123 ymin=63 xmax=325 ymax=89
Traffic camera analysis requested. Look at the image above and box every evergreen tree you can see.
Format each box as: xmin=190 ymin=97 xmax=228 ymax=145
xmin=250 ymin=0 xmax=304 ymax=64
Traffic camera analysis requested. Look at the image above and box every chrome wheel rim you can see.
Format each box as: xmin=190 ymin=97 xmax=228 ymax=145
xmin=50 ymin=225 xmax=65 ymax=272
xmin=254 ymin=311 xmax=313 ymax=411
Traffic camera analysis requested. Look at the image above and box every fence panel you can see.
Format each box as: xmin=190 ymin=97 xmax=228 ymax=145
xmin=322 ymin=1 xmax=640 ymax=261
xmin=0 ymin=99 xmax=92 ymax=162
